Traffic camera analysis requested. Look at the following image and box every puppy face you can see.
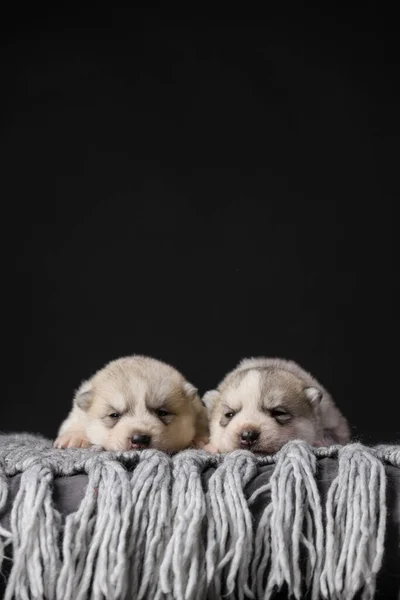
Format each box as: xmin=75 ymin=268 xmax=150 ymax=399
xmin=205 ymin=367 xmax=321 ymax=454
xmin=76 ymin=356 xmax=200 ymax=451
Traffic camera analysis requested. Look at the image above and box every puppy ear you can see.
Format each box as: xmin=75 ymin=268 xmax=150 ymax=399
xmin=74 ymin=380 xmax=93 ymax=411
xmin=183 ymin=381 xmax=199 ymax=400
xmin=202 ymin=390 xmax=220 ymax=413
xmin=305 ymin=386 xmax=322 ymax=405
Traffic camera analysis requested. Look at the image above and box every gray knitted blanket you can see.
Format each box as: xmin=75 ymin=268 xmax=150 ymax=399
xmin=0 ymin=434 xmax=399 ymax=600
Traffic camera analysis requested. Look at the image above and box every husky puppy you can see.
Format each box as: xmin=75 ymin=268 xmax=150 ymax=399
xmin=55 ymin=355 xmax=208 ymax=452
xmin=203 ymin=357 xmax=350 ymax=453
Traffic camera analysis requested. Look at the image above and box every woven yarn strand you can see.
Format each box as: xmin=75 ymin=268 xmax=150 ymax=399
xmin=159 ymin=450 xmax=209 ymax=600
xmin=320 ymin=444 xmax=387 ymax=600
xmin=250 ymin=440 xmax=324 ymax=600
xmin=0 ymin=466 xmax=12 ymax=573
xmin=4 ymin=462 xmax=61 ymax=600
xmin=206 ymin=450 xmax=257 ymax=600
xmin=128 ymin=450 xmax=172 ymax=600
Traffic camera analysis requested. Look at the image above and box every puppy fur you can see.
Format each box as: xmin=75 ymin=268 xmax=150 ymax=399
xmin=203 ymin=357 xmax=350 ymax=454
xmin=55 ymin=355 xmax=209 ymax=452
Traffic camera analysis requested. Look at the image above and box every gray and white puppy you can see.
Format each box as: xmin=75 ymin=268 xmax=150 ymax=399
xmin=55 ymin=355 xmax=209 ymax=452
xmin=203 ymin=357 xmax=350 ymax=454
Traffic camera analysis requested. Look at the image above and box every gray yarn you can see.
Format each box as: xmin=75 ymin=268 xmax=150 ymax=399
xmin=129 ymin=450 xmax=171 ymax=600
xmin=320 ymin=445 xmax=387 ymax=600
xmin=159 ymin=451 xmax=209 ymax=600
xmin=249 ymin=441 xmax=324 ymax=600
xmin=5 ymin=462 xmax=61 ymax=600
xmin=0 ymin=466 xmax=12 ymax=573
xmin=205 ymin=451 xmax=257 ymax=600
xmin=0 ymin=434 xmax=398 ymax=600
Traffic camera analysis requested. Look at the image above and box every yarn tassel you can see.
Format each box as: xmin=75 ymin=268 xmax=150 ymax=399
xmin=159 ymin=450 xmax=209 ymax=600
xmin=206 ymin=450 xmax=257 ymax=600
xmin=0 ymin=467 xmax=12 ymax=574
xmin=78 ymin=459 xmax=132 ymax=600
xmin=250 ymin=440 xmax=324 ymax=600
xmin=128 ymin=450 xmax=172 ymax=600
xmin=4 ymin=462 xmax=61 ymax=600
xmin=320 ymin=444 xmax=387 ymax=600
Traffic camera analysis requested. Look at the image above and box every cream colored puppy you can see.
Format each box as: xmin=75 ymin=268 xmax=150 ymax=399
xmin=203 ymin=357 xmax=350 ymax=454
xmin=55 ymin=356 xmax=208 ymax=452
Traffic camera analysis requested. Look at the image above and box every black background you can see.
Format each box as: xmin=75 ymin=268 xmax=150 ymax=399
xmin=1 ymin=5 xmax=399 ymax=444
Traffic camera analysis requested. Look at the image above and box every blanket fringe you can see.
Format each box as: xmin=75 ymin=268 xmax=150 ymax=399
xmin=0 ymin=435 xmax=396 ymax=600
xmin=0 ymin=467 xmax=12 ymax=574
xmin=320 ymin=444 xmax=387 ymax=600
xmin=205 ymin=450 xmax=257 ymax=600
xmin=4 ymin=462 xmax=61 ymax=600
xmin=129 ymin=451 xmax=171 ymax=600
xmin=250 ymin=441 xmax=324 ymax=600
xmin=159 ymin=450 xmax=209 ymax=600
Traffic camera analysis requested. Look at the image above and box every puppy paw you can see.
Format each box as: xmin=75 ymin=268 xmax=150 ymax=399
xmin=313 ymin=439 xmax=327 ymax=447
xmin=191 ymin=436 xmax=210 ymax=449
xmin=54 ymin=432 xmax=91 ymax=449
xmin=202 ymin=443 xmax=219 ymax=454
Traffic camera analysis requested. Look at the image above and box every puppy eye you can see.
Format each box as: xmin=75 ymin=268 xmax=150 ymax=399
xmin=109 ymin=413 xmax=121 ymax=419
xmin=156 ymin=408 xmax=170 ymax=418
xmin=225 ymin=411 xmax=235 ymax=419
xmin=271 ymin=408 xmax=291 ymax=423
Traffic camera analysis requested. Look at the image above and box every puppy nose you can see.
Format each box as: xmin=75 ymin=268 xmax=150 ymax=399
xmin=240 ymin=429 xmax=260 ymax=445
xmin=131 ymin=433 xmax=151 ymax=447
